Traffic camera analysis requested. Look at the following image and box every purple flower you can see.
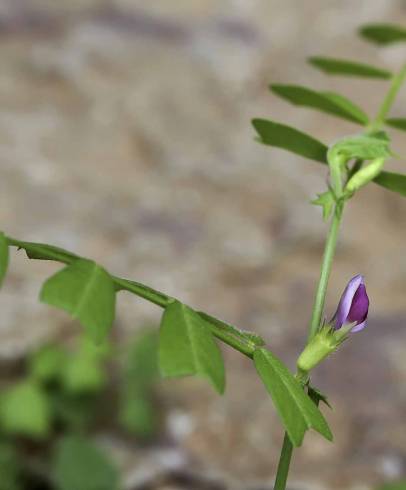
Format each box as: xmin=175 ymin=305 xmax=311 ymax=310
xmin=333 ymin=274 xmax=369 ymax=332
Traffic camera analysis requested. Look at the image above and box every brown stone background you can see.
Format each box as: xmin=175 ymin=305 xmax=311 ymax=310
xmin=1 ymin=1 xmax=406 ymax=489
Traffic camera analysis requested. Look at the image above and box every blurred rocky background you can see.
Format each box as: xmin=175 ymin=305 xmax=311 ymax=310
xmin=1 ymin=0 xmax=406 ymax=489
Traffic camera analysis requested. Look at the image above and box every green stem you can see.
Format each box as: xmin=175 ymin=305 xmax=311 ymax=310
xmin=307 ymin=202 xmax=344 ymax=341
xmin=272 ymin=204 xmax=344 ymax=489
xmin=273 ymin=433 xmax=294 ymax=490
xmin=272 ymin=63 xmax=406 ymax=490
xmin=370 ymin=63 xmax=406 ymax=131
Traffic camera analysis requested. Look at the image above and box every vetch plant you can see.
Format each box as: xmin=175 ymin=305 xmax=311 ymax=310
xmin=0 ymin=22 xmax=406 ymax=490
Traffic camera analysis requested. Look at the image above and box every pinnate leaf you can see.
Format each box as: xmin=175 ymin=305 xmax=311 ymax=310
xmin=0 ymin=232 xmax=8 ymax=289
xmin=254 ymin=348 xmax=333 ymax=446
xmin=308 ymin=56 xmax=392 ymax=79
xmin=40 ymin=259 xmax=116 ymax=343
xmin=374 ymin=170 xmax=406 ymax=197
xmin=271 ymin=84 xmax=369 ymax=124
xmin=252 ymin=119 xmax=328 ymax=163
xmin=159 ymin=301 xmax=225 ymax=394
xmin=359 ymin=23 xmax=406 ymax=45
xmin=386 ymin=118 xmax=406 ymax=131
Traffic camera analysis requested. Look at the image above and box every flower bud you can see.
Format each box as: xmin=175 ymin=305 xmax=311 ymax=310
xmin=297 ymin=275 xmax=369 ymax=373
xmin=332 ymin=274 xmax=369 ymax=332
xmin=345 ymin=157 xmax=385 ymax=195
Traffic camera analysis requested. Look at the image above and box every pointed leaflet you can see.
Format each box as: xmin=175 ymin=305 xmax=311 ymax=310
xmin=159 ymin=301 xmax=225 ymax=394
xmin=374 ymin=170 xmax=406 ymax=197
xmin=270 ymin=84 xmax=369 ymax=125
xmin=0 ymin=232 xmax=9 ymax=288
xmin=359 ymin=23 xmax=406 ymax=45
xmin=254 ymin=348 xmax=332 ymax=447
xmin=308 ymin=57 xmax=392 ymax=79
xmin=40 ymin=259 xmax=116 ymax=343
xmin=386 ymin=118 xmax=406 ymax=132
xmin=252 ymin=119 xmax=328 ymax=164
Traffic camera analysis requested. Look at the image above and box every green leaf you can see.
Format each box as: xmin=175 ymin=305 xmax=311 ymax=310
xmin=308 ymin=56 xmax=392 ymax=79
xmin=386 ymin=118 xmax=406 ymax=131
xmin=53 ymin=436 xmax=120 ymax=490
xmin=29 ymin=344 xmax=68 ymax=383
xmin=40 ymin=259 xmax=116 ymax=343
xmin=0 ymin=232 xmax=9 ymax=289
xmin=311 ymin=190 xmax=335 ymax=221
xmin=253 ymin=348 xmax=333 ymax=447
xmin=0 ymin=381 xmax=51 ymax=438
xmin=329 ymin=134 xmax=391 ymax=161
xmin=159 ymin=301 xmax=225 ymax=394
xmin=270 ymin=84 xmax=369 ymax=125
xmin=373 ymin=170 xmax=406 ymax=197
xmin=252 ymin=119 xmax=328 ymax=164
xmin=359 ymin=23 xmax=406 ymax=45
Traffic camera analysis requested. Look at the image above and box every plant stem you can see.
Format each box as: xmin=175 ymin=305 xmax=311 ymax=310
xmin=272 ymin=203 xmax=345 ymax=490
xmin=273 ymin=433 xmax=294 ymax=490
xmin=272 ymin=63 xmax=406 ymax=490
xmin=307 ymin=202 xmax=344 ymax=341
xmin=370 ymin=63 xmax=406 ymax=131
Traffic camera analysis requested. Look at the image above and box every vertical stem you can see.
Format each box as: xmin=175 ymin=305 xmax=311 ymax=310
xmin=273 ymin=59 xmax=406 ymax=490
xmin=373 ymin=63 xmax=406 ymax=129
xmin=307 ymin=202 xmax=344 ymax=341
xmin=272 ymin=203 xmax=344 ymax=490
xmin=273 ymin=433 xmax=294 ymax=490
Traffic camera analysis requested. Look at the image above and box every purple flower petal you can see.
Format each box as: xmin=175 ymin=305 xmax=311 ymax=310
xmin=350 ymin=319 xmax=367 ymax=333
xmin=333 ymin=275 xmax=363 ymax=329
xmin=347 ymin=283 xmax=369 ymax=325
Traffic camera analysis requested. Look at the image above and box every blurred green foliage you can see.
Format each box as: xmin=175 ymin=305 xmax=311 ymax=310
xmin=0 ymin=329 xmax=161 ymax=489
